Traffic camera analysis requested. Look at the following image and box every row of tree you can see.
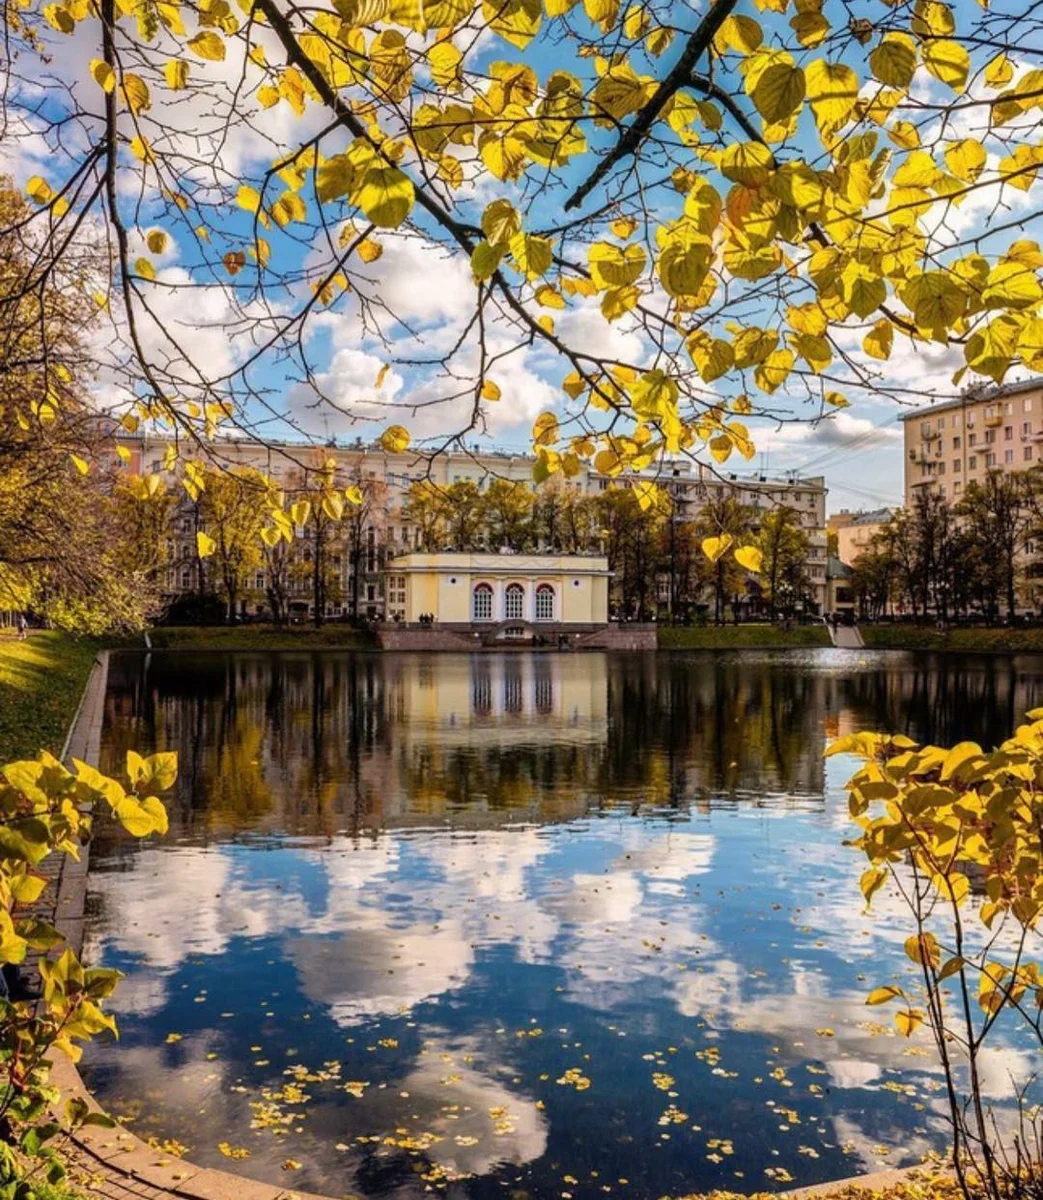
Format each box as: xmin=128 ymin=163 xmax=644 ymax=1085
xmin=850 ymin=471 xmax=1043 ymax=623
xmin=402 ymin=479 xmax=816 ymax=624
xmin=164 ymin=475 xmax=818 ymax=626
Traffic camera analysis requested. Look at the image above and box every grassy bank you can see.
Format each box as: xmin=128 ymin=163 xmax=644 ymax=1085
xmin=658 ymin=624 xmax=831 ymax=650
xmin=136 ymin=624 xmax=379 ymax=651
xmin=861 ymin=625 xmax=1043 ymax=653
xmin=0 ymin=632 xmax=101 ymax=761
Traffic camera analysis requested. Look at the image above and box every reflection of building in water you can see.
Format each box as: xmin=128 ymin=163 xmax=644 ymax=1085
xmin=386 ymin=654 xmax=607 ymax=746
xmin=100 ymin=652 xmax=611 ymax=839
xmin=100 ymin=650 xmax=1042 ymax=847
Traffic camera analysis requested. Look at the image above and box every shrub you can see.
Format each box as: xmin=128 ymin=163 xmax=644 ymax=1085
xmin=831 ymin=720 xmax=1043 ymax=1200
xmin=0 ymin=751 xmax=175 ymax=1196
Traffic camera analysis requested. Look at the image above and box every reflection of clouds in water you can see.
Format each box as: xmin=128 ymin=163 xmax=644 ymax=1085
xmin=84 ymin=847 xmax=309 ymax=972
xmin=284 ymin=922 xmax=473 ymax=1025
xmin=87 ymin=1029 xmax=546 ymax=1195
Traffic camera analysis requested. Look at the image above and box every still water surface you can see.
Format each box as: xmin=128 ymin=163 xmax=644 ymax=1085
xmin=82 ymin=649 xmax=1043 ymax=1197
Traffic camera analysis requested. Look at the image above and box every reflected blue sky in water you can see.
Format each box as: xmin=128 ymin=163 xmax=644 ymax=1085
xmin=80 ymin=650 xmax=1043 ymax=1197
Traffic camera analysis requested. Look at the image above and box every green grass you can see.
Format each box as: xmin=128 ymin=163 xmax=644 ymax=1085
xmin=0 ymin=632 xmax=102 ymax=762
xmin=138 ymin=624 xmax=379 ymax=650
xmin=658 ymin=624 xmax=831 ymax=650
xmin=861 ymin=625 xmax=1043 ymax=653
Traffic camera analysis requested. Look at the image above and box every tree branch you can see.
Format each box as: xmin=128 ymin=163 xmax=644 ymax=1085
xmin=563 ymin=0 xmax=741 ymax=212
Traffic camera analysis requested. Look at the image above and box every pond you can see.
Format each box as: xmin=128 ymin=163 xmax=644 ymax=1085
xmin=81 ymin=649 xmax=1043 ymax=1198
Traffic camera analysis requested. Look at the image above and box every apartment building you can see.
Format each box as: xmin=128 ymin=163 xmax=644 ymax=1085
xmin=120 ymin=434 xmax=828 ymax=618
xmin=902 ymin=378 xmax=1043 ymax=508
xmin=827 ymin=507 xmax=895 ymax=566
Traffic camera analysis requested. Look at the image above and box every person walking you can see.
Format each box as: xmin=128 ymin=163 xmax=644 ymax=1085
xmin=17 ymin=613 xmax=27 ymax=640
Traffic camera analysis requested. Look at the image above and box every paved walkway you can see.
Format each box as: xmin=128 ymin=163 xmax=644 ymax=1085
xmin=832 ymin=624 xmax=865 ymax=649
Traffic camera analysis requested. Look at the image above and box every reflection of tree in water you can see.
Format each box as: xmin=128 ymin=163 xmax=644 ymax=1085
xmin=98 ymin=650 xmax=1043 ymax=840
xmin=832 ymin=654 xmax=1031 ymax=750
xmin=605 ymin=656 xmax=825 ymax=807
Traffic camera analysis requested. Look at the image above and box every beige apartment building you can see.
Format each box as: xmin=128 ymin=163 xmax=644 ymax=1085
xmin=902 ymin=379 xmax=1043 ymax=508
xmin=827 ymin=507 xmax=895 ymax=566
xmin=120 ymin=434 xmax=828 ymax=618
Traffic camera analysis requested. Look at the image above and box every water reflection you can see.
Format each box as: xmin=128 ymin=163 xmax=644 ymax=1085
xmin=82 ymin=650 xmax=1043 ymax=1198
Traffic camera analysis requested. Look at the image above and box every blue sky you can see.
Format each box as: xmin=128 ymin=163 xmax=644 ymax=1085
xmin=4 ymin=0 xmax=1040 ymax=513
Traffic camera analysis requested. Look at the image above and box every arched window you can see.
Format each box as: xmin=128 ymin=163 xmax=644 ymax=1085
xmin=535 ymin=583 xmax=555 ymax=621
xmin=504 ymin=582 xmax=524 ymax=620
xmin=472 ymin=582 xmax=493 ymax=621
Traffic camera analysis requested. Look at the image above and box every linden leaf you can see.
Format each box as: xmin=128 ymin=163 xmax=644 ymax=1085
xmin=196 ymin=531 xmax=216 ymax=558
xmin=188 ymin=30 xmax=225 ymax=60
xmin=481 ymin=379 xmax=501 ymax=401
xmin=869 ymin=34 xmax=917 ymax=89
xmin=146 ymin=229 xmax=168 ymax=255
xmin=923 ymin=39 xmax=970 ymax=92
xmin=750 ymin=61 xmax=805 ymax=123
xmin=358 ymin=166 xmax=415 ymax=229
xmin=589 ymin=241 xmax=646 ymax=289
xmin=805 ymin=59 xmax=858 ymax=131
xmin=734 ymin=545 xmax=763 ymax=573
xmin=164 ymin=58 xmax=189 ymax=89
xmin=90 ymin=58 xmax=116 ymax=92
xmin=509 ymin=232 xmax=553 ymax=279
xmin=380 ymin=425 xmax=410 ymax=453
xmin=701 ymin=534 xmax=733 ymax=563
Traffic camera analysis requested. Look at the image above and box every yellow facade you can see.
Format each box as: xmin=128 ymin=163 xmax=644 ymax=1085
xmin=385 ymin=553 xmax=610 ymax=626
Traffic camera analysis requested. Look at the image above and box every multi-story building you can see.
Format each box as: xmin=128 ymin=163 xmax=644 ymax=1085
xmin=901 ymin=378 xmax=1043 ymax=508
xmin=118 ymin=433 xmax=828 ymax=619
xmin=827 ymin=508 xmax=896 ymax=566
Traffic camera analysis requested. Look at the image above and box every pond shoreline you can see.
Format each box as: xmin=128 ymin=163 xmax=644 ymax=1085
xmin=41 ymin=650 xmax=947 ymax=1200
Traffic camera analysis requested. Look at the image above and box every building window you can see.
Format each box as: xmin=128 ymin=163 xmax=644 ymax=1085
xmin=472 ymin=582 xmax=493 ymax=621
xmin=953 ymin=460 xmax=961 ymax=472
xmin=1005 ymin=426 xmax=1013 ymax=440
xmin=504 ymin=582 xmax=524 ymax=620
xmin=986 ymin=452 xmax=996 ymax=467
xmin=1026 ymin=398 xmax=1034 ymax=412
xmin=535 ymin=583 xmax=555 ymax=621
xmin=1005 ymin=449 xmax=1014 ymax=464
xmin=180 ymin=567 xmax=191 ymax=589
xmin=953 ymin=436 xmax=961 ymax=449
xmin=986 ymin=429 xmax=996 ymax=444
xmin=1024 ymin=422 xmax=1033 ymax=436
xmin=969 ymin=432 xmax=977 ymax=445
xmin=1027 ymin=446 xmax=1034 ymax=462
xmin=939 ymin=462 xmax=946 ymax=474
xmin=969 ymin=455 xmax=977 ymax=469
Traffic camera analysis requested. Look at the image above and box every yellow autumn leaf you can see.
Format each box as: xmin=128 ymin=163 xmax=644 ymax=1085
xmin=750 ymin=61 xmax=805 ymax=123
xmin=188 ymin=30 xmax=225 ymax=60
xmin=380 ymin=425 xmax=411 ymax=453
xmin=805 ymin=59 xmax=858 ymax=130
xmin=70 ymin=454 xmax=89 ymax=476
xmin=90 ymin=58 xmax=116 ymax=92
xmin=197 ymin=531 xmax=217 ymax=558
xmin=357 ymin=166 xmax=415 ymax=229
xmin=588 ymin=241 xmax=645 ymax=289
xmin=146 ymin=229 xmax=168 ymax=255
xmin=165 ymin=58 xmax=189 ymax=89
xmin=868 ymin=34 xmax=917 ymax=89
xmin=135 ymin=257 xmax=156 ymax=281
xmin=734 ymin=545 xmax=762 ymax=573
xmin=922 ymin=39 xmax=970 ymax=92
xmin=701 ymin=534 xmax=733 ymax=563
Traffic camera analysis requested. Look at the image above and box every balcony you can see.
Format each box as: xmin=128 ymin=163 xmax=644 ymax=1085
xmin=984 ymin=414 xmax=1002 ymax=427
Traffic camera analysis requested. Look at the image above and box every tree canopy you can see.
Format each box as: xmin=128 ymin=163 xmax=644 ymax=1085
xmin=3 ymin=0 xmax=1043 ymax=585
